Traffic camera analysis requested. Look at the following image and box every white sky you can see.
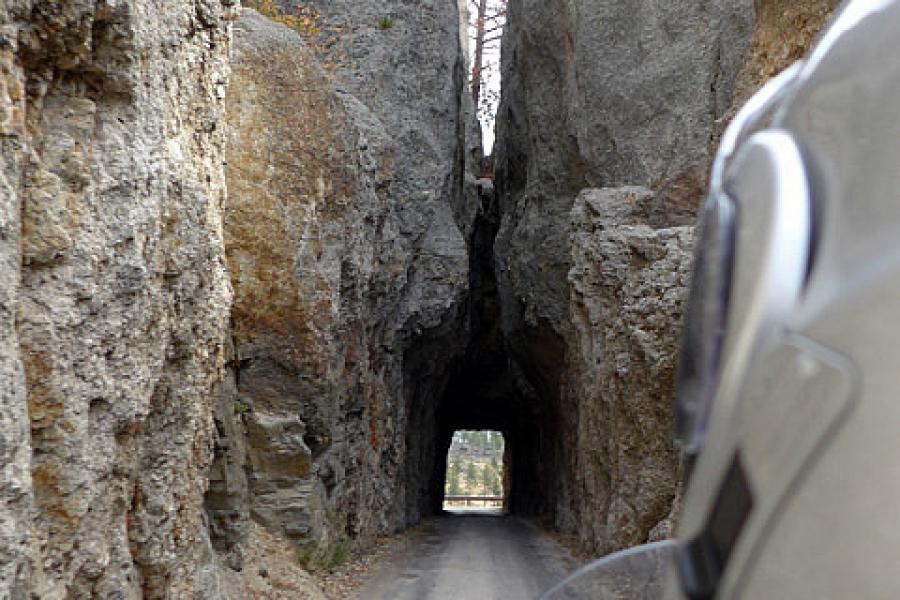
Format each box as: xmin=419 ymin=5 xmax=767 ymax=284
xmin=480 ymin=55 xmax=501 ymax=153
xmin=465 ymin=0 xmax=506 ymax=154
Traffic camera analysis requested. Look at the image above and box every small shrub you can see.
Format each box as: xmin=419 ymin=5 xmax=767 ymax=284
xmin=234 ymin=398 xmax=251 ymax=415
xmin=377 ymin=16 xmax=393 ymax=30
xmin=296 ymin=541 xmax=318 ymax=567
xmin=295 ymin=536 xmax=353 ymax=572
xmin=323 ymin=536 xmax=352 ymax=570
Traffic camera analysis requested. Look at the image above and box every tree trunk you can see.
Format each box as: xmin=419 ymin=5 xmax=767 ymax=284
xmin=471 ymin=0 xmax=488 ymax=107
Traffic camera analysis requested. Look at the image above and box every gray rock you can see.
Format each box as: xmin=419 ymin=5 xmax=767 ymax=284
xmin=211 ymin=7 xmax=475 ymax=555
xmin=1 ymin=13 xmax=31 ymax=596
xmin=492 ymin=0 xmax=752 ymax=553
xmin=567 ymin=188 xmax=693 ymax=552
xmin=0 ymin=0 xmax=234 ymax=597
xmin=490 ymin=0 xmax=838 ymax=555
xmin=495 ymin=0 xmax=754 ymax=218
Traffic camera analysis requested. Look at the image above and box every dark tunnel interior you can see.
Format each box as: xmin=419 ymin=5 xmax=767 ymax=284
xmin=403 ymin=175 xmax=569 ymax=526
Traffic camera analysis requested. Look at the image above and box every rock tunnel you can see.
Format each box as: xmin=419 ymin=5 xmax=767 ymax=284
xmin=407 ymin=179 xmax=568 ymax=521
xmin=208 ymin=0 xmax=693 ymax=559
xmin=0 ymin=0 xmax=840 ymax=595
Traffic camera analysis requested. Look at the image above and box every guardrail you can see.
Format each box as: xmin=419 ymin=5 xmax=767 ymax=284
xmin=443 ymin=495 xmax=504 ymax=507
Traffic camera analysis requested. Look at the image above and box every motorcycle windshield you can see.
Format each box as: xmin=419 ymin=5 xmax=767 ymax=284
xmin=541 ymin=540 xmax=676 ymax=600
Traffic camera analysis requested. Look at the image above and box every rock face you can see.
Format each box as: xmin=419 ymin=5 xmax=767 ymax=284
xmin=711 ymin=0 xmax=841 ymax=150
xmin=492 ymin=0 xmax=754 ymax=553
xmin=495 ymin=0 xmax=755 ymax=228
xmin=492 ymin=0 xmax=838 ymax=554
xmin=732 ymin=0 xmax=840 ymax=109
xmin=0 ymin=0 xmax=234 ymax=597
xmin=568 ymin=188 xmax=693 ymax=550
xmin=207 ymin=6 xmax=475 ymax=557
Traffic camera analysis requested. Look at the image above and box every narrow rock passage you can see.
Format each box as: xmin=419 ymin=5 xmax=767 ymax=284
xmin=359 ymin=511 xmax=577 ymax=599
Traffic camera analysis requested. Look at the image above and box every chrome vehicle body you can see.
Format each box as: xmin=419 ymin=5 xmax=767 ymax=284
xmin=672 ymin=0 xmax=900 ymax=598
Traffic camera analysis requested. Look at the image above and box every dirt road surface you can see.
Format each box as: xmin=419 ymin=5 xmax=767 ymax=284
xmin=357 ymin=509 xmax=578 ymax=599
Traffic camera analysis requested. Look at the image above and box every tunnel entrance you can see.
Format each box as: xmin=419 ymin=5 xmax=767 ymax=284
xmin=443 ymin=430 xmax=505 ymax=510
xmin=402 ymin=0 xmax=568 ymax=528
xmin=414 ymin=150 xmax=567 ymax=522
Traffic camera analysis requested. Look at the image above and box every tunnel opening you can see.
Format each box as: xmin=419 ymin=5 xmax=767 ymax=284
xmin=411 ymin=115 xmax=567 ymax=525
xmin=442 ymin=430 xmax=506 ymax=511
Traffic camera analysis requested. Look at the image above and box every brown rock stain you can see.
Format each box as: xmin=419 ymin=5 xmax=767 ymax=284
xmin=738 ymin=0 xmax=840 ymax=100
xmin=21 ymin=350 xmax=64 ymax=431
xmin=710 ymin=0 xmax=839 ymax=156
xmin=224 ymin=33 xmax=361 ymax=359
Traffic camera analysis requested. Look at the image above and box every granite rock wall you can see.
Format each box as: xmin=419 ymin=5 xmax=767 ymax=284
xmin=206 ymin=5 xmax=476 ymax=560
xmin=0 ymin=0 xmax=234 ymax=597
xmin=492 ymin=0 xmax=836 ymax=554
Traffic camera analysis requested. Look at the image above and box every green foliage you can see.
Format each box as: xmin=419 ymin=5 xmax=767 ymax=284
xmin=296 ymin=540 xmax=318 ymax=566
xmin=481 ymin=464 xmax=493 ymax=495
xmin=377 ymin=16 xmax=393 ymax=30
xmin=324 ymin=536 xmax=353 ymax=570
xmin=445 ymin=430 xmax=506 ymax=501
xmin=295 ymin=536 xmax=353 ymax=572
xmin=234 ymin=398 xmax=251 ymax=415
xmin=465 ymin=461 xmax=478 ymax=488
xmin=446 ymin=460 xmax=462 ymax=495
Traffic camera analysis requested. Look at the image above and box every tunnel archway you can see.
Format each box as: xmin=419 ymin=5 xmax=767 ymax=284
xmin=401 ymin=167 xmax=570 ymax=525
xmin=424 ymin=341 xmax=567 ymax=520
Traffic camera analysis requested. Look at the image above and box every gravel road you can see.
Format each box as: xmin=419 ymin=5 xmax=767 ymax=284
xmin=358 ymin=509 xmax=577 ymax=599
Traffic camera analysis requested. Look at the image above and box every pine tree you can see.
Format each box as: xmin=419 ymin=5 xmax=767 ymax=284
xmin=481 ymin=464 xmax=493 ymax=495
xmin=470 ymin=0 xmax=507 ymax=113
xmin=447 ymin=460 xmax=462 ymax=495
xmin=466 ymin=462 xmax=479 ymax=492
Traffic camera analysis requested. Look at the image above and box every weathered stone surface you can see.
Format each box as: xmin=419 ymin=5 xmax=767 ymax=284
xmin=492 ymin=0 xmax=836 ymax=555
xmin=491 ymin=0 xmax=752 ymax=552
xmin=0 ymin=0 xmax=234 ymax=597
xmin=734 ymin=0 xmax=840 ymax=107
xmin=209 ymin=6 xmax=474 ymax=557
xmin=216 ymin=523 xmax=327 ymax=600
xmin=302 ymin=0 xmax=475 ymax=236
xmin=0 ymin=10 xmax=31 ymax=595
xmin=492 ymin=0 xmax=756 ymax=407
xmin=495 ymin=0 xmax=754 ymax=227
xmin=567 ymin=188 xmax=693 ymax=553
xmin=711 ymin=0 xmax=839 ymax=150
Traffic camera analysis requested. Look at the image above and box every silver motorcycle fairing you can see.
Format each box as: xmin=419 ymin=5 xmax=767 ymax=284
xmin=541 ymin=540 xmax=675 ymax=600
xmin=674 ymin=66 xmax=806 ymax=454
xmin=673 ymin=0 xmax=900 ymax=597
xmin=674 ymin=127 xmax=816 ymax=600
xmin=735 ymin=0 xmax=900 ymax=596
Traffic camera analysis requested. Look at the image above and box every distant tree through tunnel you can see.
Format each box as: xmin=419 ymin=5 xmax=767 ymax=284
xmin=443 ymin=430 xmax=505 ymax=509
